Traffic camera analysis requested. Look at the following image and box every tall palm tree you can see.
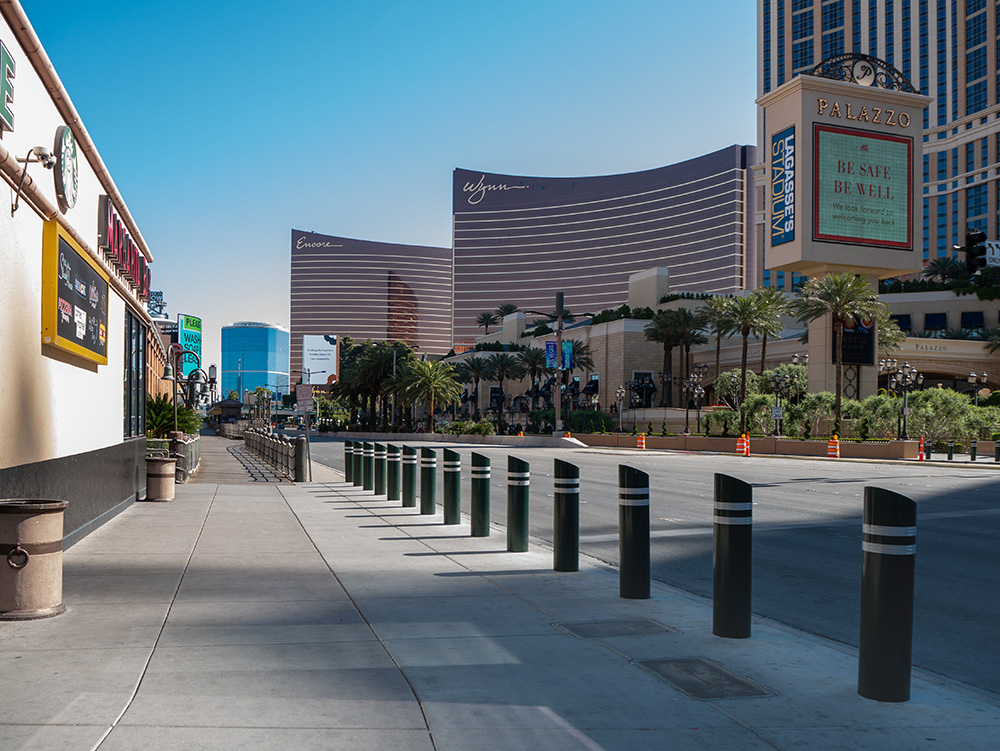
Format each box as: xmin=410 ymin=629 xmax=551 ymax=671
xmin=793 ymin=273 xmax=885 ymax=431
xmin=397 ymin=360 xmax=462 ymax=433
xmin=476 ymin=310 xmax=500 ymax=335
xmin=485 ymin=352 xmax=525 ymax=416
xmin=922 ymin=255 xmax=964 ymax=283
xmin=699 ymin=295 xmax=736 ymax=389
xmin=754 ymin=287 xmax=792 ymax=371
xmin=726 ymin=293 xmax=771 ymax=434
xmin=463 ymin=356 xmax=491 ymax=419
xmin=644 ymin=309 xmax=680 ymax=407
xmin=516 ymin=346 xmax=550 ymax=411
xmin=496 ymin=302 xmax=519 ymax=317
xmin=671 ymin=307 xmax=706 ymax=381
xmin=984 ymin=325 xmax=1000 ymax=353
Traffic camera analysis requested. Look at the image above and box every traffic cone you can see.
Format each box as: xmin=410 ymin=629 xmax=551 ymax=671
xmin=564 ymin=431 xmax=571 ymax=438
xmin=744 ymin=433 xmax=751 ymax=456
xmin=637 ymin=433 xmax=646 ymax=449
xmin=736 ymin=434 xmax=745 ymax=455
xmin=517 ymin=430 xmax=523 ymax=437
xmin=918 ymin=434 xmax=925 ymax=461
xmin=827 ymin=435 xmax=840 ymax=458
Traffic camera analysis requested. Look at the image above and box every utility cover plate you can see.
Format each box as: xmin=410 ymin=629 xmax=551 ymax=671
xmin=556 ymin=619 xmax=673 ymax=638
xmin=638 ymin=657 xmax=770 ymax=699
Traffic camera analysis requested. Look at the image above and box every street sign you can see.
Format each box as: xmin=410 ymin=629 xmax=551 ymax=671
xmin=296 ymin=384 xmax=314 ymax=412
xmin=771 ymin=407 xmax=783 ymax=420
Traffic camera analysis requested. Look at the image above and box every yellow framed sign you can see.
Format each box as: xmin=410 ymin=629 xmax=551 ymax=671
xmin=41 ymin=221 xmax=109 ymax=365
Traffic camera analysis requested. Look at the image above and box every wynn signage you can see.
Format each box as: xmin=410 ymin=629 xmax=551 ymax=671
xmin=462 ymin=174 xmax=529 ymax=205
xmin=97 ymin=195 xmax=150 ymax=300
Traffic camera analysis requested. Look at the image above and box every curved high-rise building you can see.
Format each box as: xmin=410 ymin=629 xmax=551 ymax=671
xmin=452 ymin=145 xmax=756 ymax=347
xmin=221 ymin=321 xmax=290 ymax=398
xmin=290 ymin=230 xmax=452 ymax=379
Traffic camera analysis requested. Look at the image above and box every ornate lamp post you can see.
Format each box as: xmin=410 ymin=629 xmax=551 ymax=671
xmin=162 ymin=345 xmax=203 ymax=435
xmin=682 ymin=364 xmax=709 ymax=434
xmin=615 ymin=385 xmax=626 ymax=432
xmin=880 ymin=359 xmax=923 ymax=439
xmin=968 ymin=371 xmax=988 ymax=407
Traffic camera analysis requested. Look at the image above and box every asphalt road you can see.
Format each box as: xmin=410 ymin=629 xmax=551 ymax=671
xmin=306 ymin=435 xmax=1000 ymax=696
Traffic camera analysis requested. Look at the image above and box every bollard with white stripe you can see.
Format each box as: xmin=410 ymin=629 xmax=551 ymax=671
xmin=420 ymin=448 xmax=437 ymax=515
xmin=362 ymin=442 xmax=375 ymax=492
xmin=553 ymin=459 xmax=580 ymax=572
xmin=402 ymin=446 xmax=417 ymax=507
xmin=470 ymin=453 xmax=491 ymax=537
xmin=352 ymin=440 xmax=363 ymax=488
xmin=374 ymin=443 xmax=387 ymax=496
xmin=344 ymin=440 xmax=354 ymax=484
xmin=618 ymin=465 xmax=650 ymax=599
xmin=443 ymin=449 xmax=462 ymax=525
xmin=970 ymin=439 xmax=978 ymax=462
xmin=713 ymin=473 xmax=752 ymax=638
xmin=506 ymin=456 xmax=530 ymax=552
xmin=386 ymin=444 xmax=401 ymax=501
xmin=858 ymin=487 xmax=917 ymax=703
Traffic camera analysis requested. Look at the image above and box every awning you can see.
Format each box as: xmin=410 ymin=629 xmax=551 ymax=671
xmin=890 ymin=314 xmax=911 ymax=331
xmin=924 ymin=312 xmax=947 ymax=329
xmin=961 ymin=311 xmax=985 ymax=329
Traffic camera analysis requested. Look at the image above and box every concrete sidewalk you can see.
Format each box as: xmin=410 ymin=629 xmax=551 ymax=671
xmin=1 ymin=437 xmax=998 ymax=750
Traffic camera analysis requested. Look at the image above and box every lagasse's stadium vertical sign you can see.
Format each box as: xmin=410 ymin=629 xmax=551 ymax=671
xmin=771 ymin=126 xmax=795 ymax=246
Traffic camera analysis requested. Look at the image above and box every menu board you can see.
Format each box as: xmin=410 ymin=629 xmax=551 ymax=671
xmin=42 ymin=221 xmax=109 ymax=365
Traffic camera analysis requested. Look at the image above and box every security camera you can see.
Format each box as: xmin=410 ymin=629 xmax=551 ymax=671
xmin=31 ymin=146 xmax=56 ymax=169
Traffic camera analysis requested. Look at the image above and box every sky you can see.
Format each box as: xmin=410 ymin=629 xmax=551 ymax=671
xmin=25 ymin=0 xmax=758 ymax=371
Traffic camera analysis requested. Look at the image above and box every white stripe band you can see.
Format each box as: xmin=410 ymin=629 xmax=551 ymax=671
xmin=470 ymin=469 xmax=491 ymax=477
xmin=863 ymin=524 xmax=916 ymax=537
xmin=715 ymin=502 xmax=752 ymax=511
xmin=402 ymin=458 xmax=417 ymax=464
xmin=619 ymin=488 xmax=649 ymax=498
xmin=715 ymin=515 xmax=752 ymax=525
xmin=862 ymin=541 xmax=916 ymax=555
xmin=554 ymin=479 xmax=580 ymax=487
xmin=619 ymin=498 xmax=650 ymax=506
xmin=444 ymin=461 xmax=462 ymax=468
xmin=508 ymin=480 xmax=530 ymax=486
xmin=507 ymin=472 xmax=530 ymax=479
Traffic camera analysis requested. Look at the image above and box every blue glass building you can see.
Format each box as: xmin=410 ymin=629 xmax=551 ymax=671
xmin=758 ymin=0 xmax=999 ymax=288
xmin=221 ymin=321 xmax=290 ymax=400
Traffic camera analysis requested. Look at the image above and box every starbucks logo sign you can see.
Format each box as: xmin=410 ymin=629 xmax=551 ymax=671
xmin=54 ymin=125 xmax=78 ymax=212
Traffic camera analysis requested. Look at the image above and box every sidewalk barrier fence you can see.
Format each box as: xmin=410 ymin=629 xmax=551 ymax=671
xmin=420 ymin=448 xmax=437 ymax=515
xmin=470 ymin=452 xmax=491 ymax=537
xmin=386 ymin=444 xmax=401 ymax=501
xmin=344 ymin=440 xmax=354 ymax=484
xmin=353 ymin=441 xmax=363 ymax=487
xmin=0 ymin=500 xmax=69 ymax=620
xmin=443 ymin=449 xmax=462 ymax=525
xmin=363 ymin=442 xmax=375 ymax=491
xmin=374 ymin=443 xmax=387 ymax=496
xmin=619 ymin=465 xmax=650 ymax=599
xmin=713 ymin=473 xmax=753 ymax=638
xmin=402 ymin=446 xmax=417 ymax=507
xmin=553 ymin=459 xmax=580 ymax=572
xmin=506 ymin=456 xmax=530 ymax=552
xmin=858 ymin=486 xmax=916 ymax=703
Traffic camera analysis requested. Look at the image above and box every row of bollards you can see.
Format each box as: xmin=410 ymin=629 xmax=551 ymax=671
xmin=245 ymin=429 xmax=308 ymax=481
xmin=339 ymin=439 xmax=917 ymax=703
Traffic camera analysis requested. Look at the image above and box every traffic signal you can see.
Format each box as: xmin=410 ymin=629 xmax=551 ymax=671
xmin=964 ymin=228 xmax=988 ymax=274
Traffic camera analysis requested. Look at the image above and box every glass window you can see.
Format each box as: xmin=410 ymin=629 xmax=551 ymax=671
xmin=124 ymin=308 xmax=147 ymax=438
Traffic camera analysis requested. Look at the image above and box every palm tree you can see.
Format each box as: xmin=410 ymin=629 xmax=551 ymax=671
xmin=476 ymin=310 xmax=500 ymax=335
xmin=516 ymin=346 xmax=550 ymax=411
xmin=397 ymin=360 xmax=462 ymax=433
xmin=922 ymin=255 xmax=964 ymax=283
xmin=984 ymin=325 xmax=1000 ymax=353
xmin=793 ymin=273 xmax=884 ymax=432
xmin=699 ymin=295 xmax=736 ymax=390
xmin=485 ymin=352 xmax=525 ymax=423
xmin=671 ymin=307 xmax=706 ymax=381
xmin=754 ymin=287 xmax=792 ymax=371
xmin=644 ymin=310 xmax=681 ymax=407
xmin=726 ymin=293 xmax=774 ymax=434
xmin=874 ymin=305 xmax=907 ymax=355
xmin=496 ymin=302 xmax=519 ymax=317
xmin=463 ymin=356 xmax=491 ymax=419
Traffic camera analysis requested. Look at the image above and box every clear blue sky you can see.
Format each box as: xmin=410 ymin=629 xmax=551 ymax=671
xmin=26 ymin=0 xmax=757 ymax=371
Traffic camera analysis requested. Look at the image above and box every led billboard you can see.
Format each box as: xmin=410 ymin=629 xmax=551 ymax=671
xmin=302 ymin=335 xmax=339 ymax=384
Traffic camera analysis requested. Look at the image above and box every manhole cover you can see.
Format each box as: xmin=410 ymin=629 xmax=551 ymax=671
xmin=556 ymin=619 xmax=672 ymax=638
xmin=638 ymin=657 xmax=770 ymax=699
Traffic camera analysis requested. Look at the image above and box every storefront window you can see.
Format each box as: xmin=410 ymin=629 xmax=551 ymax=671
xmin=124 ymin=309 xmax=147 ymax=437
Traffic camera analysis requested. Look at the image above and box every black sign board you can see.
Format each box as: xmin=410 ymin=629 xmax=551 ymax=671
xmin=835 ymin=315 xmax=875 ymax=366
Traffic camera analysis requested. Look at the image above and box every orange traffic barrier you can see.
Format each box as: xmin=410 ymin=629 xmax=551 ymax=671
xmin=736 ymin=434 xmax=745 ymax=455
xmin=517 ymin=430 xmax=523 ymax=437
xmin=918 ymin=434 xmax=925 ymax=461
xmin=827 ymin=435 xmax=841 ymax=458
xmin=564 ymin=431 xmax=571 ymax=438
xmin=744 ymin=433 xmax=751 ymax=456
xmin=637 ymin=433 xmax=646 ymax=449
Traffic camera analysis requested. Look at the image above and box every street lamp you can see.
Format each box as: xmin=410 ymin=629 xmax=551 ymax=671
xmin=682 ymin=364 xmax=709 ymax=434
xmin=880 ymin=359 xmax=923 ymax=439
xmin=615 ymin=385 xmax=626 ymax=431
xmin=968 ymin=371 xmax=988 ymax=407
xmin=162 ymin=345 xmax=204 ymax=435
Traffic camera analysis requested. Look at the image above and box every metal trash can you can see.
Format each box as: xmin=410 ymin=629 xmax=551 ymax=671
xmin=0 ymin=500 xmax=69 ymax=620
xmin=146 ymin=456 xmax=177 ymax=502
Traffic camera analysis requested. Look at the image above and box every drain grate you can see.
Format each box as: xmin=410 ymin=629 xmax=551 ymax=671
xmin=556 ymin=619 xmax=673 ymax=639
xmin=638 ymin=657 xmax=770 ymax=699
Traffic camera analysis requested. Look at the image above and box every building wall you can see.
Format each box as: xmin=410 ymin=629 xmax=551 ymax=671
xmin=289 ymin=230 xmax=452 ymax=379
xmin=221 ymin=322 xmax=290 ymax=398
xmin=452 ymin=147 xmax=757 ymax=349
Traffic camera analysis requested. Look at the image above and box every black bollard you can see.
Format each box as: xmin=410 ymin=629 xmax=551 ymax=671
xmin=970 ymin=439 xmax=978 ymax=462
xmin=363 ymin=442 xmax=375 ymax=491
xmin=352 ymin=440 xmax=363 ymax=487
xmin=294 ymin=436 xmax=308 ymax=482
xmin=344 ymin=440 xmax=354 ymax=484
xmin=618 ymin=465 xmax=650 ymax=599
xmin=858 ymin=487 xmax=916 ymax=702
xmin=713 ymin=473 xmax=753 ymax=638
xmin=374 ymin=443 xmax=387 ymax=495
xmin=386 ymin=444 xmax=401 ymax=501
xmin=420 ymin=448 xmax=437 ymax=515
xmin=402 ymin=446 xmax=417 ymax=507
xmin=443 ymin=449 xmax=462 ymax=525
xmin=506 ymin=456 xmax=530 ymax=552
xmin=947 ymin=439 xmax=954 ymax=460
xmin=470 ymin=452 xmax=491 ymax=537
xmin=996 ymin=442 xmax=1000 ymax=463
xmin=553 ymin=459 xmax=580 ymax=572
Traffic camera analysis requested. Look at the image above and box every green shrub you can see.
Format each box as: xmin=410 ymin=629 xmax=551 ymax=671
xmin=441 ymin=419 xmax=496 ymax=436
xmin=566 ymin=409 xmax=615 ymax=434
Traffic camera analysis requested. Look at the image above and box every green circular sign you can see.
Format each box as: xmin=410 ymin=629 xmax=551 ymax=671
xmin=54 ymin=125 xmax=78 ymax=212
